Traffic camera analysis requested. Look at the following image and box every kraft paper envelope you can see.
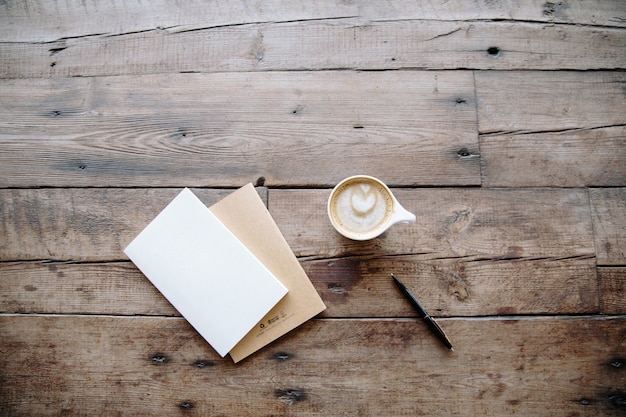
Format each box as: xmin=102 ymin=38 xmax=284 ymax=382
xmin=124 ymin=188 xmax=288 ymax=358
xmin=210 ymin=183 xmax=327 ymax=362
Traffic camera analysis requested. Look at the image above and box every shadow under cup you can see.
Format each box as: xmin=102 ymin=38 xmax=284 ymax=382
xmin=327 ymin=176 xmax=396 ymax=240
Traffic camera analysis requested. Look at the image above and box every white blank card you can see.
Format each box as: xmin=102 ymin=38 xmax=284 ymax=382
xmin=124 ymin=188 xmax=288 ymax=357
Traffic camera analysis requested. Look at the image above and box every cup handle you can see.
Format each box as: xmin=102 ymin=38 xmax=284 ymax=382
xmin=391 ymin=201 xmax=416 ymax=224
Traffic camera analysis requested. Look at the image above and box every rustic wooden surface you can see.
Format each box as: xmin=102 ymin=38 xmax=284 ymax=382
xmin=1 ymin=1 xmax=625 ymax=416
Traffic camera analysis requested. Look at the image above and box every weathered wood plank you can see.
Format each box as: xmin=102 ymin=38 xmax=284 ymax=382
xmin=0 ymin=188 xmax=594 ymax=262
xmin=590 ymin=188 xmax=626 ymax=266
xmin=599 ymin=267 xmax=626 ymax=315
xmin=1 ymin=3 xmax=622 ymax=417
xmin=306 ymin=255 xmax=599 ymax=317
xmin=480 ymin=126 xmax=626 ymax=187
xmin=270 ymin=188 xmax=595 ymax=260
xmin=476 ymin=71 xmax=626 ymax=133
xmin=2 ymin=20 xmax=624 ymax=77
xmin=1 ymin=315 xmax=624 ymax=416
xmin=0 ymin=188 xmax=250 ymax=262
xmin=0 ymin=256 xmax=598 ymax=317
xmin=0 ymin=262 xmax=176 ymax=316
xmin=2 ymin=0 xmax=624 ymax=43
xmin=0 ymin=71 xmax=479 ymax=187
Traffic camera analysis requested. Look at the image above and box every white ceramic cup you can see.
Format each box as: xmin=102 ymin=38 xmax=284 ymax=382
xmin=327 ymin=175 xmax=416 ymax=240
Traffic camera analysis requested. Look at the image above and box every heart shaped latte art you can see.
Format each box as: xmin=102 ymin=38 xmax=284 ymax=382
xmin=350 ymin=184 xmax=378 ymax=216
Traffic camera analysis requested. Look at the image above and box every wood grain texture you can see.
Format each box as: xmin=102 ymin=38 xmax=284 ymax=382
xmin=0 ymin=188 xmax=255 ymax=261
xmin=2 ymin=19 xmax=624 ymax=78
xmin=599 ymin=267 xmax=626 ymax=315
xmin=2 ymin=0 xmax=624 ymax=43
xmin=270 ymin=188 xmax=595 ymax=259
xmin=0 ymin=71 xmax=479 ymax=187
xmin=481 ymin=126 xmax=626 ymax=187
xmin=0 ymin=256 xmax=598 ymax=317
xmin=1 ymin=2 xmax=625 ymax=416
xmin=590 ymin=188 xmax=626 ymax=266
xmin=0 ymin=262 xmax=176 ymax=316
xmin=306 ymin=255 xmax=599 ymax=317
xmin=0 ymin=187 xmax=593 ymax=262
xmin=476 ymin=71 xmax=626 ymax=133
xmin=1 ymin=315 xmax=624 ymax=417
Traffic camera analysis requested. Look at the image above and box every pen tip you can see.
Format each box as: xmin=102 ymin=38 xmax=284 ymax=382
xmin=450 ymin=347 xmax=455 ymax=352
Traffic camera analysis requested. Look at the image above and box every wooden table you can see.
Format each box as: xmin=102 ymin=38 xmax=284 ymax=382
xmin=1 ymin=1 xmax=625 ymax=416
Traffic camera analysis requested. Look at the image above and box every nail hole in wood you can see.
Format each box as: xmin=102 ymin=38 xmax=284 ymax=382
xmin=271 ymin=351 xmax=293 ymax=361
xmin=328 ymin=283 xmax=346 ymax=294
xmin=192 ymin=360 xmax=215 ymax=368
xmin=150 ymin=353 xmax=168 ymax=364
xmin=487 ymin=46 xmax=501 ymax=57
xmin=607 ymin=392 xmax=626 ymax=407
xmin=275 ymin=389 xmax=307 ymax=405
xmin=457 ymin=148 xmax=471 ymax=158
xmin=178 ymin=401 xmax=194 ymax=410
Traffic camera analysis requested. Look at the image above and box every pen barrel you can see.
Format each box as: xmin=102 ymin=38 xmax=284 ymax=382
xmin=391 ymin=274 xmax=453 ymax=350
xmin=424 ymin=316 xmax=454 ymax=350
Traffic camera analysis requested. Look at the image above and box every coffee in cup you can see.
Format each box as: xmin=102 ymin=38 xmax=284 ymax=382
xmin=327 ymin=175 xmax=416 ymax=240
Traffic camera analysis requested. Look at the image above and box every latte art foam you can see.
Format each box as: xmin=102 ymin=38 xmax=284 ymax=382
xmin=329 ymin=179 xmax=393 ymax=236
